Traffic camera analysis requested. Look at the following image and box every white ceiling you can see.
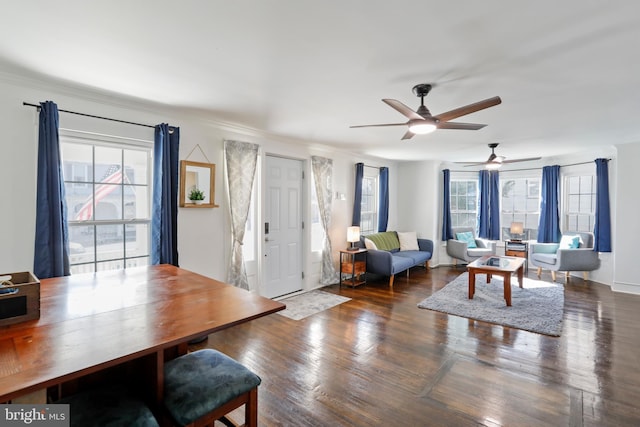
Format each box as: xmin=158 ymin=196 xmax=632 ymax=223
xmin=2 ymin=1 xmax=640 ymax=163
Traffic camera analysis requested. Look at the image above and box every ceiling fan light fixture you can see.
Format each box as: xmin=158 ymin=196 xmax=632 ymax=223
xmin=408 ymin=121 xmax=436 ymax=135
xmin=485 ymin=162 xmax=502 ymax=170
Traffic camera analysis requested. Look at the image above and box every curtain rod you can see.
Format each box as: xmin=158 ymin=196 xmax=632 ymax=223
xmin=448 ymin=158 xmax=611 ymax=173
xmin=23 ymin=102 xmax=175 ymax=131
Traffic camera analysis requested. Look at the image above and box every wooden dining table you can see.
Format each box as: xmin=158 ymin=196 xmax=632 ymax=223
xmin=0 ymin=264 xmax=285 ymax=404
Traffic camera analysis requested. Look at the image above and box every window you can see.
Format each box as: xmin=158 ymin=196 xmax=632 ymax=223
xmin=360 ymin=173 xmax=378 ymax=235
xmin=565 ymin=174 xmax=595 ymax=232
xmin=242 ymin=197 xmax=256 ymax=262
xmin=309 ymin=181 xmax=324 ymax=252
xmin=61 ymin=135 xmax=152 ymax=274
xmin=450 ymin=179 xmax=478 ymax=228
xmin=501 ymin=177 xmax=540 ymax=240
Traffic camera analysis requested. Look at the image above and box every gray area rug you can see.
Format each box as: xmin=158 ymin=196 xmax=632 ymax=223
xmin=277 ymin=290 xmax=351 ymax=321
xmin=418 ymin=272 xmax=564 ymax=336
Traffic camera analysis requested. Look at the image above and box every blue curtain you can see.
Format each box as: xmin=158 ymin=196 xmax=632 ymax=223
xmin=477 ymin=170 xmax=490 ymax=238
xmin=489 ymin=171 xmax=501 ymax=240
xmin=151 ymin=124 xmax=180 ymax=266
xmin=594 ymin=158 xmax=612 ymax=252
xmin=537 ymin=165 xmax=562 ymax=243
xmin=34 ymin=101 xmax=70 ymax=279
xmin=441 ymin=169 xmax=453 ymax=241
xmin=352 ymin=162 xmax=364 ymax=226
xmin=478 ymin=170 xmax=500 ymax=240
xmin=378 ymin=166 xmax=389 ymax=232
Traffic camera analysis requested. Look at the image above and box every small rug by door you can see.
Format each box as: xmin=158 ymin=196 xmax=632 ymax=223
xmin=276 ymin=290 xmax=351 ymax=321
xmin=417 ymin=272 xmax=564 ymax=336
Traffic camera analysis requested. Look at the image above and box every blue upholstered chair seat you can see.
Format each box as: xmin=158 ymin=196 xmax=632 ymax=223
xmin=466 ymin=247 xmax=495 ymax=258
xmin=530 ymin=253 xmax=558 ymax=266
xmin=57 ymin=385 xmax=159 ymax=427
xmin=163 ymin=349 xmax=261 ymax=426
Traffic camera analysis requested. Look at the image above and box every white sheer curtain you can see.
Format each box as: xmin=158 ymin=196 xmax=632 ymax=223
xmin=224 ymin=140 xmax=259 ymax=290
xmin=311 ymin=156 xmax=339 ymax=285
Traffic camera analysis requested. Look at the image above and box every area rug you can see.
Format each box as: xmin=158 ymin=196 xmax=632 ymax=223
xmin=417 ymin=272 xmax=564 ymax=336
xmin=276 ymin=290 xmax=351 ymax=321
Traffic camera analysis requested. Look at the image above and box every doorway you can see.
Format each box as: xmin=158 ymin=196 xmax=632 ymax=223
xmin=263 ymin=156 xmax=303 ymax=298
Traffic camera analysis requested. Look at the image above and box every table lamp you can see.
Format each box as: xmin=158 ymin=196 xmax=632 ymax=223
xmin=510 ymin=222 xmax=524 ymax=241
xmin=346 ymin=226 xmax=360 ymax=251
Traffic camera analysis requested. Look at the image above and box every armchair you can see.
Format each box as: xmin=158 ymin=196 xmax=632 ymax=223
xmin=530 ymin=231 xmax=600 ymax=282
xmin=446 ymin=227 xmax=496 ymax=265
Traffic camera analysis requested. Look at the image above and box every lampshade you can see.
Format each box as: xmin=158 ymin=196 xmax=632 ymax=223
xmin=510 ymin=222 xmax=524 ymax=234
xmin=347 ymin=226 xmax=361 ymax=243
xmin=408 ymin=120 xmax=437 ymax=135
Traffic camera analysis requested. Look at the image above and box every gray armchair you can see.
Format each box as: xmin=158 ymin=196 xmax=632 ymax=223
xmin=446 ymin=227 xmax=497 ymax=265
xmin=530 ymin=231 xmax=600 ymax=282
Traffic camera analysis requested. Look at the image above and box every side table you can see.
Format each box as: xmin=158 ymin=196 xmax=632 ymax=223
xmin=505 ymin=240 xmax=529 ymax=273
xmin=339 ymin=249 xmax=368 ymax=287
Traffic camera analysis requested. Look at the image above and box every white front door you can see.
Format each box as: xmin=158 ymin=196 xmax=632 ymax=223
xmin=263 ymin=156 xmax=303 ymax=298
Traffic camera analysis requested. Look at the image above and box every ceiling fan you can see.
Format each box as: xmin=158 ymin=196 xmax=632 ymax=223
xmin=350 ymin=83 xmax=502 ymax=140
xmin=456 ymin=143 xmax=542 ymax=169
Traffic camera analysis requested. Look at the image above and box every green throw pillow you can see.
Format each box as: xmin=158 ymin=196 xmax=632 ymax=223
xmin=456 ymin=231 xmax=477 ymax=248
xmin=366 ymin=232 xmax=400 ymax=251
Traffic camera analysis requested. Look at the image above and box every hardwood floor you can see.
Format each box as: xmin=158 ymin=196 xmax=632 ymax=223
xmin=191 ymin=266 xmax=640 ymax=426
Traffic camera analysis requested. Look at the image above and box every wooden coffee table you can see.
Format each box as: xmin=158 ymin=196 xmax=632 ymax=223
xmin=467 ymin=256 xmax=526 ymax=306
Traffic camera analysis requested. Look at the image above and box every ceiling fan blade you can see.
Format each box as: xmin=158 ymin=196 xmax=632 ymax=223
xmin=459 ymin=161 xmax=504 ymax=168
xmin=382 ymin=99 xmax=424 ymax=120
xmin=401 ymin=130 xmax=415 ymax=140
xmin=501 ymin=157 xmax=542 ymax=164
xmin=349 ymin=122 xmax=408 ymax=128
xmin=458 ymin=156 xmax=541 ymax=166
xmin=437 ymin=122 xmax=487 ymax=130
xmin=434 ymin=96 xmax=502 ymax=123
xmin=456 ymin=143 xmax=539 ymax=167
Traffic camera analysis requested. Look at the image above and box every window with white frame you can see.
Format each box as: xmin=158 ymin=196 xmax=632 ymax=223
xmin=565 ymin=174 xmax=595 ymax=232
xmin=501 ymin=176 xmax=540 ymax=240
xmin=450 ymin=178 xmax=478 ymax=228
xmin=360 ymin=171 xmax=378 ymax=235
xmin=61 ymin=134 xmax=152 ymax=274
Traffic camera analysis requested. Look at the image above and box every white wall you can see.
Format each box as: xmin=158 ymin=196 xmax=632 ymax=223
xmin=613 ymin=142 xmax=640 ymax=294
xmin=396 ymin=160 xmax=441 ymax=264
xmin=0 ymin=71 xmax=396 ymax=294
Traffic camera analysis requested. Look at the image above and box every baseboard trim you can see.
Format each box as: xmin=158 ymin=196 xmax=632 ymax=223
xmin=612 ymin=281 xmax=640 ymax=295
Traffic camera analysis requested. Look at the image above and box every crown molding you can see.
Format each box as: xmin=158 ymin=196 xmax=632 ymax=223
xmin=0 ymin=64 xmax=379 ymax=161
xmin=0 ymin=64 xmax=265 ymax=135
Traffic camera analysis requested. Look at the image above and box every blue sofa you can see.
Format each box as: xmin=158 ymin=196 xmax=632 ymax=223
xmin=358 ymin=231 xmax=433 ymax=287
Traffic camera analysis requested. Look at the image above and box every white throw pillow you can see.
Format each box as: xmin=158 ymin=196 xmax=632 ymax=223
xmin=397 ymin=231 xmax=419 ymax=251
xmin=364 ymin=238 xmax=378 ymax=250
xmin=559 ymin=235 xmax=581 ymax=249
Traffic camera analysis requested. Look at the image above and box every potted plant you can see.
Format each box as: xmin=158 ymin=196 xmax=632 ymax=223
xmin=188 ymin=188 xmax=205 ymax=204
